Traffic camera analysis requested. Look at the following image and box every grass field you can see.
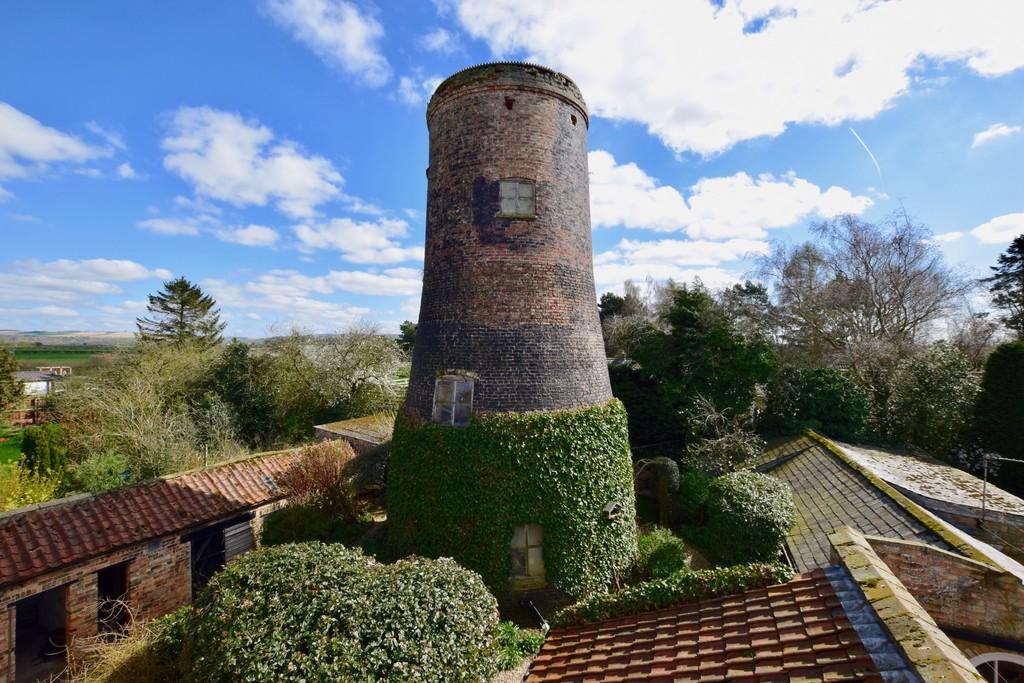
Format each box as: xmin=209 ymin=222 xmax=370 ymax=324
xmin=0 ymin=426 xmax=23 ymax=465
xmin=11 ymin=345 xmax=118 ymax=371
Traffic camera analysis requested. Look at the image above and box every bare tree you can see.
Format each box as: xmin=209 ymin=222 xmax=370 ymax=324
xmin=759 ymin=212 xmax=972 ymax=390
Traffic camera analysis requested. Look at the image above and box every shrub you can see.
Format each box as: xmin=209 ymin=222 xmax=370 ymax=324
xmin=974 ymin=341 xmax=1024 ymax=462
xmin=635 ymin=527 xmax=689 ymax=581
xmin=760 ymin=367 xmax=871 ymax=441
xmin=638 ymin=457 xmax=679 ymax=526
xmin=705 ymin=471 xmax=794 ymax=565
xmin=187 ymin=543 xmax=499 ymax=682
xmin=278 ymin=440 xmax=364 ymax=522
xmin=553 ymin=562 xmax=793 ymax=627
xmin=494 ymin=622 xmax=544 ymax=672
xmin=66 ymin=451 xmax=130 ymax=493
xmin=882 ymin=343 xmax=980 ymax=458
xmin=20 ymin=423 xmax=68 ymax=475
xmin=0 ymin=462 xmax=61 ymax=511
xmin=677 ymin=469 xmax=711 ymax=521
xmin=260 ymin=504 xmax=337 ymax=546
xmin=683 ymin=398 xmax=764 ymax=475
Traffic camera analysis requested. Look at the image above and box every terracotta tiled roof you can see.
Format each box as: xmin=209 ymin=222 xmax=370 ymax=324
xmin=756 ymin=436 xmax=951 ymax=571
xmin=0 ymin=450 xmax=298 ymax=589
xmin=527 ymin=569 xmax=886 ymax=683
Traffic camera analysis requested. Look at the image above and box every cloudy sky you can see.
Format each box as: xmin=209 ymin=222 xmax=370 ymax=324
xmin=2 ymin=1 xmax=1022 ymax=336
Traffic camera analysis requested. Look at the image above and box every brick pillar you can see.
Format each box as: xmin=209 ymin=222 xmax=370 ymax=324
xmin=130 ymin=540 xmax=191 ymax=620
xmin=66 ymin=574 xmax=98 ymax=651
xmin=0 ymin=606 xmax=12 ymax=683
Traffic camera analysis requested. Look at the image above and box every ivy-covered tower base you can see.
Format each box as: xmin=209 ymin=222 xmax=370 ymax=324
xmin=387 ymin=63 xmax=636 ymax=597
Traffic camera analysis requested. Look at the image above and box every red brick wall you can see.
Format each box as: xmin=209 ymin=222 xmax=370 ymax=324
xmin=868 ymin=537 xmax=1024 ymax=643
xmin=405 ymin=63 xmax=612 ymax=419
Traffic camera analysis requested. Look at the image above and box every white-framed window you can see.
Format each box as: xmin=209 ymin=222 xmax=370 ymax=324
xmin=510 ymin=524 xmax=545 ymax=583
xmin=432 ymin=376 xmax=474 ymax=427
xmin=971 ymin=652 xmax=1024 ymax=683
xmin=499 ymin=179 xmax=535 ymax=217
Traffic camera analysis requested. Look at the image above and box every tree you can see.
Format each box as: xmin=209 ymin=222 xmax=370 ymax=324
xmin=982 ymin=234 xmax=1024 ymax=338
xmin=598 ymin=292 xmax=626 ymax=321
xmin=137 ymin=277 xmax=226 ymax=347
xmin=398 ymin=320 xmax=417 ymax=354
xmin=759 ymin=212 xmax=972 ymax=389
xmin=974 ymin=341 xmax=1024 ymax=466
xmin=0 ymin=347 xmax=20 ymax=411
xmin=882 ymin=343 xmax=980 ymax=459
xmin=20 ymin=423 xmax=68 ymax=475
xmin=204 ymin=341 xmax=277 ymax=448
xmin=717 ymin=281 xmax=779 ymax=343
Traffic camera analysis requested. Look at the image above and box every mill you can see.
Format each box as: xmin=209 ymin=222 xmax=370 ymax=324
xmin=388 ymin=63 xmax=637 ymax=598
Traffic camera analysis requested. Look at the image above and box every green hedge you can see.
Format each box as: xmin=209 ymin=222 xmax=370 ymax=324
xmin=705 ymin=471 xmax=795 ymax=565
xmin=760 ymin=367 xmax=871 ymax=441
xmin=553 ymin=562 xmax=793 ymax=627
xmin=20 ymin=423 xmax=68 ymax=475
xmin=387 ymin=399 xmax=637 ymax=597
xmin=186 ymin=543 xmax=499 ymax=682
xmin=975 ymin=342 xmax=1024 ymax=462
xmin=635 ymin=526 xmax=689 ymax=581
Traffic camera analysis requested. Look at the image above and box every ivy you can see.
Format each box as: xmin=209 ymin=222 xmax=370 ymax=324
xmin=552 ymin=562 xmax=793 ymax=627
xmin=387 ymin=399 xmax=637 ymax=597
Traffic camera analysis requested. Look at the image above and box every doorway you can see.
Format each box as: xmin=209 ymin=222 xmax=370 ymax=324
xmin=14 ymin=585 xmax=67 ymax=683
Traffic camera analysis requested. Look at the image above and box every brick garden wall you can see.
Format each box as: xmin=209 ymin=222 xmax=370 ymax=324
xmin=867 ymin=536 xmax=1024 ymax=643
xmin=405 ymin=63 xmax=612 ymax=419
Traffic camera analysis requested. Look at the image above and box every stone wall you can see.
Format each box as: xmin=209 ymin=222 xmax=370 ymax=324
xmin=405 ymin=63 xmax=612 ymax=419
xmin=866 ymin=535 xmax=1024 ymax=644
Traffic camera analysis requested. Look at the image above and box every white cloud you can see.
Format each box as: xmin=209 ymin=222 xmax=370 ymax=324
xmin=85 ymin=121 xmax=127 ymax=151
xmin=970 ymin=213 xmax=1024 ymax=244
xmin=0 ymin=102 xmax=107 ymax=196
xmin=972 ymin=122 xmax=1022 ymax=148
xmin=448 ymin=0 xmax=1024 ymax=155
xmin=594 ymin=263 xmax=741 ymax=292
xmin=326 ymin=267 xmax=421 ymax=295
xmin=397 ymin=74 xmax=444 ymax=106
xmin=263 ymin=0 xmax=391 ymax=86
xmin=162 ymin=106 xmax=342 ymax=219
xmin=933 ymin=231 xmax=964 ymax=243
xmin=214 ymin=224 xmax=280 ymax=247
xmin=0 ymin=305 xmax=80 ymax=318
xmin=614 ymin=237 xmax=769 ymax=266
xmin=0 ymin=258 xmax=170 ymax=305
xmin=294 ymin=217 xmax=424 ymax=263
xmin=589 ymin=150 xmax=872 ymax=239
xmin=116 ymin=162 xmax=137 ymax=179
xmin=420 ymin=27 xmax=458 ymax=54
xmin=401 ymin=296 xmax=421 ymax=317
xmin=137 ymin=217 xmax=200 ymax=236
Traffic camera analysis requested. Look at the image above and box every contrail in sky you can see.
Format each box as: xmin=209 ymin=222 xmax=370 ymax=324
xmin=849 ymin=127 xmax=882 ymax=179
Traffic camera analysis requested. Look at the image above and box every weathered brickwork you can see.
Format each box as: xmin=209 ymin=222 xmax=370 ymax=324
xmin=406 ymin=63 xmax=611 ymax=419
xmin=0 ymin=502 xmax=276 ymax=682
xmin=867 ymin=536 xmax=1024 ymax=644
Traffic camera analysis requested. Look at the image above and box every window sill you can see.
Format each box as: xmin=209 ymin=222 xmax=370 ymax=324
xmin=496 ymin=213 xmax=537 ymax=220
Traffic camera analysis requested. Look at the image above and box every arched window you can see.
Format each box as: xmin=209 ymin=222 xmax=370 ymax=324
xmin=972 ymin=652 xmax=1024 ymax=683
xmin=432 ymin=376 xmax=473 ymax=427
xmin=498 ymin=179 xmax=535 ymax=218
xmin=510 ymin=524 xmax=545 ymax=588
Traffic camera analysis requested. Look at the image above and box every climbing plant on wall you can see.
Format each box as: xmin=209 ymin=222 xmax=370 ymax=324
xmin=387 ymin=399 xmax=638 ymax=597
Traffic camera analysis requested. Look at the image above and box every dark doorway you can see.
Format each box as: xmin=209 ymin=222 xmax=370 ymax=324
xmin=14 ymin=585 xmax=67 ymax=683
xmin=97 ymin=562 xmax=129 ymax=634
xmin=184 ymin=514 xmax=251 ymax=595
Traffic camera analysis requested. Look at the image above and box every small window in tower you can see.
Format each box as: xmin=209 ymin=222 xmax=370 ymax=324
xmin=510 ymin=524 xmax=545 ymax=585
xmin=432 ymin=376 xmax=474 ymax=427
xmin=499 ymin=179 xmax=535 ymax=218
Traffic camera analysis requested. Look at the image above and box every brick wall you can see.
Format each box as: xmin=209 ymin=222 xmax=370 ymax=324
xmin=405 ymin=63 xmax=612 ymax=419
xmin=867 ymin=536 xmax=1024 ymax=643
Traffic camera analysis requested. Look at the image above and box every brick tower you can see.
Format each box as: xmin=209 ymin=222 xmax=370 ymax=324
xmin=405 ymin=62 xmax=612 ymax=420
xmin=388 ymin=63 xmax=635 ymax=598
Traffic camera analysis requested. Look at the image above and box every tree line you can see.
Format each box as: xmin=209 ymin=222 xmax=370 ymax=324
xmin=601 ymin=212 xmax=1024 ymax=495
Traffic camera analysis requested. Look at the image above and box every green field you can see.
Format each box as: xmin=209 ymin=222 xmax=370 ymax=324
xmin=0 ymin=426 xmax=22 ymax=465
xmin=11 ymin=345 xmax=118 ymax=372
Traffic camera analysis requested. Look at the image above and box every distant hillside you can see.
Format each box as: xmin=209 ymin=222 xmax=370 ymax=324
xmin=0 ymin=330 xmax=136 ymax=346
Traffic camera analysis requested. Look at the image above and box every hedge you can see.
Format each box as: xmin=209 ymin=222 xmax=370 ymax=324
xmin=760 ymin=367 xmax=871 ymax=441
xmin=634 ymin=526 xmax=689 ymax=581
xmin=705 ymin=471 xmax=794 ymax=565
xmin=185 ymin=543 xmax=499 ymax=682
xmin=20 ymin=423 xmax=68 ymax=475
xmin=975 ymin=341 xmax=1024 ymax=462
xmin=387 ymin=399 xmax=637 ymax=597
xmin=552 ymin=562 xmax=793 ymax=627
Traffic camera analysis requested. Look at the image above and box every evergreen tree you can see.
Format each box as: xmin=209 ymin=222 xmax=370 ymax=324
xmin=136 ymin=277 xmax=226 ymax=347
xmin=982 ymin=234 xmax=1024 ymax=338
xmin=0 ymin=347 xmax=20 ymax=411
xmin=398 ymin=320 xmax=417 ymax=354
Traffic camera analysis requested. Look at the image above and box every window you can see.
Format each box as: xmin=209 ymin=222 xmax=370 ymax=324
xmin=510 ymin=524 xmax=545 ymax=586
xmin=972 ymin=653 xmax=1024 ymax=683
xmin=499 ymin=179 xmax=535 ymax=217
xmin=433 ymin=376 xmax=474 ymax=427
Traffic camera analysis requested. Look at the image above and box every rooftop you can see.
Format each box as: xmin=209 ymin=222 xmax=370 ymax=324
xmin=0 ymin=449 xmax=298 ymax=589
xmin=314 ymin=413 xmax=394 ymax=445
xmin=755 ymin=435 xmax=951 ymax=571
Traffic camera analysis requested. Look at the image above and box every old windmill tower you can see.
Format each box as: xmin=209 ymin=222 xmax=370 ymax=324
xmin=388 ymin=63 xmax=636 ymax=597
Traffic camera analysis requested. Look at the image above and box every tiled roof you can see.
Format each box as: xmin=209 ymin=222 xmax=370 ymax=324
xmin=756 ymin=436 xmax=951 ymax=571
xmin=315 ymin=413 xmax=394 ymax=444
xmin=527 ymin=568 xmax=889 ymax=683
xmin=0 ymin=450 xmax=297 ymax=589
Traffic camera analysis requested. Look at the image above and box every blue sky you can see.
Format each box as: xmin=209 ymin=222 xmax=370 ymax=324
xmin=1 ymin=1 xmax=1022 ymax=337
